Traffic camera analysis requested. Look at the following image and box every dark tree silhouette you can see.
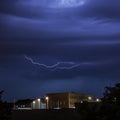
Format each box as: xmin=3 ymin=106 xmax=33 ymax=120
xmin=103 ymin=83 xmax=120 ymax=105
xmin=0 ymin=90 xmax=12 ymax=120
xmin=0 ymin=90 xmax=4 ymax=102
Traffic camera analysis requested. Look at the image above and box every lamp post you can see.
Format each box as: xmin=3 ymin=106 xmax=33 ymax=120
xmin=13 ymin=99 xmax=16 ymax=110
xmin=37 ymin=98 xmax=41 ymax=109
xmin=46 ymin=97 xmax=49 ymax=109
xmin=32 ymin=101 xmax=36 ymax=109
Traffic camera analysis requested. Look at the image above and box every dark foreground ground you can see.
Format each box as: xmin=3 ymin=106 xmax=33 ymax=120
xmin=1 ymin=102 xmax=120 ymax=120
xmin=12 ymin=109 xmax=81 ymax=120
xmin=11 ymin=105 xmax=120 ymax=120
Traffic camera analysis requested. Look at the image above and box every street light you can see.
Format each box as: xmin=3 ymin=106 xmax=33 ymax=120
xmin=96 ymin=98 xmax=100 ymax=102
xmin=88 ymin=96 xmax=92 ymax=101
xmin=46 ymin=97 xmax=49 ymax=109
xmin=37 ymin=98 xmax=41 ymax=109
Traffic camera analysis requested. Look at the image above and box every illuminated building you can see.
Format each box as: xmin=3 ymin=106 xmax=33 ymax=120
xmin=14 ymin=92 xmax=94 ymax=109
xmin=46 ymin=92 xmax=94 ymax=109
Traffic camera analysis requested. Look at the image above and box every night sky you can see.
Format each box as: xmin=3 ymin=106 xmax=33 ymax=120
xmin=0 ymin=0 xmax=120 ymax=102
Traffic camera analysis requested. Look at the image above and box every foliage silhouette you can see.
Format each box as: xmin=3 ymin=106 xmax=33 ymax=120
xmin=103 ymin=83 xmax=120 ymax=105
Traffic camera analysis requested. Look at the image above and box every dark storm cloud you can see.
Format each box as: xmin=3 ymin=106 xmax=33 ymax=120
xmin=0 ymin=0 xmax=120 ymax=21
xmin=0 ymin=0 xmax=120 ymax=42
xmin=78 ymin=0 xmax=120 ymax=21
xmin=1 ymin=39 xmax=120 ymax=60
xmin=0 ymin=0 xmax=46 ymax=19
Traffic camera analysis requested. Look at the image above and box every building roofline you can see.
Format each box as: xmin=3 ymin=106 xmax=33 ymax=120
xmin=46 ymin=92 xmax=94 ymax=96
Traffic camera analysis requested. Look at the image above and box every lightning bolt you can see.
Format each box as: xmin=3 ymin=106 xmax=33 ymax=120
xmin=24 ymin=55 xmax=80 ymax=70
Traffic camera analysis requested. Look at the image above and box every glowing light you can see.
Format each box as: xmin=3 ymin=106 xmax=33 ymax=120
xmin=37 ymin=98 xmax=40 ymax=102
xmin=33 ymin=101 xmax=36 ymax=104
xmin=96 ymin=99 xmax=99 ymax=102
xmin=37 ymin=98 xmax=41 ymax=109
xmin=46 ymin=97 xmax=49 ymax=100
xmin=46 ymin=96 xmax=49 ymax=109
xmin=96 ymin=98 xmax=101 ymax=102
xmin=88 ymin=96 xmax=92 ymax=100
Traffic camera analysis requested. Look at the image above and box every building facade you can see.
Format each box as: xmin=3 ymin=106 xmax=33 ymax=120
xmin=46 ymin=92 xmax=94 ymax=109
